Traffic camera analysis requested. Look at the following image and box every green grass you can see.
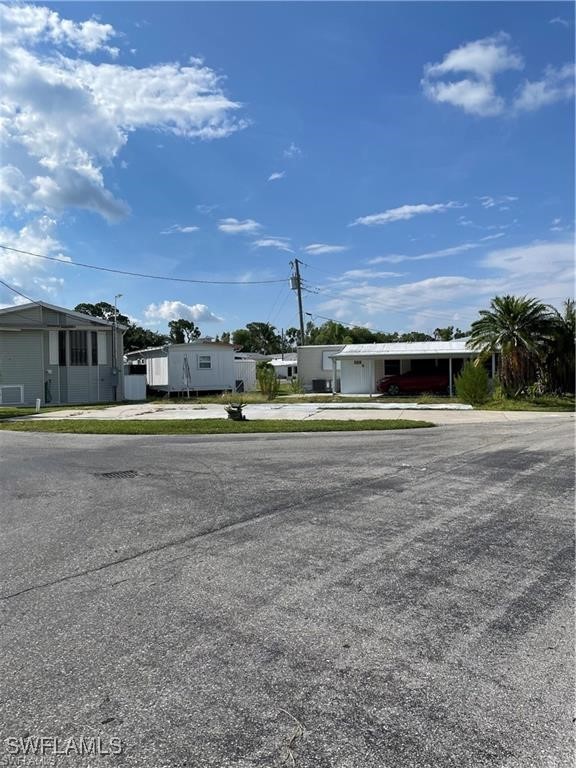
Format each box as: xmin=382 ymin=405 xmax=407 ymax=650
xmin=0 ymin=418 xmax=434 ymax=435
xmin=480 ymin=395 xmax=575 ymax=412
xmin=0 ymin=403 xmax=119 ymax=420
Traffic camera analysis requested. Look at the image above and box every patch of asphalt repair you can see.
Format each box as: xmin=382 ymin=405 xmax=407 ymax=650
xmin=0 ymin=418 xmax=574 ymax=768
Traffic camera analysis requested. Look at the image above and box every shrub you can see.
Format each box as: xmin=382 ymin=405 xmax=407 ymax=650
xmin=455 ymin=361 xmax=489 ymax=405
xmin=289 ymin=376 xmax=304 ymax=394
xmin=256 ymin=362 xmax=280 ymax=400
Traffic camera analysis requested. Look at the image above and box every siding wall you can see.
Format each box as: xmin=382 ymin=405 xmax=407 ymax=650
xmin=233 ymin=359 xmax=257 ymax=392
xmin=0 ymin=321 xmax=124 ymax=405
xmin=0 ymin=331 xmax=43 ymax=404
xmin=297 ymin=345 xmax=345 ymax=391
xmin=168 ymin=347 xmax=234 ymax=392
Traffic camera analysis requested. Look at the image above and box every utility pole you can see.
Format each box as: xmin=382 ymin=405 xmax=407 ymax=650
xmin=290 ymin=259 xmax=305 ymax=346
xmin=112 ymin=293 xmax=122 ymax=401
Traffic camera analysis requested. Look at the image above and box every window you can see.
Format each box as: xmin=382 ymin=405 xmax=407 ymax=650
xmin=198 ymin=354 xmax=212 ymax=370
xmin=384 ymin=359 xmax=400 ymax=376
xmin=91 ymin=331 xmax=98 ymax=366
xmin=70 ymin=331 xmax=88 ymax=366
xmin=58 ymin=330 xmax=67 ymax=366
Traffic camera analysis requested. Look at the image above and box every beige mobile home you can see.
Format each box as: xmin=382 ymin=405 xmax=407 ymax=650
xmin=0 ymin=302 xmax=125 ymax=405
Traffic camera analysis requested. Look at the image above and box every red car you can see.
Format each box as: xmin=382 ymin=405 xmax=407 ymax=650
xmin=377 ymin=371 xmax=450 ymax=395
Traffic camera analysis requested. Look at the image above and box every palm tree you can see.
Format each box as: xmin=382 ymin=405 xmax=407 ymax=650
xmin=544 ymin=299 xmax=575 ymax=393
xmin=468 ymin=295 xmax=554 ymax=395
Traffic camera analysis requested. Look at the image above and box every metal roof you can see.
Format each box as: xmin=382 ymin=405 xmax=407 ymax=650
xmin=0 ymin=301 xmax=127 ymax=329
xmin=332 ymin=340 xmax=475 ymax=359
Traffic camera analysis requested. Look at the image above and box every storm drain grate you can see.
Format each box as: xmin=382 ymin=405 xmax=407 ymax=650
xmin=95 ymin=470 xmax=138 ymax=479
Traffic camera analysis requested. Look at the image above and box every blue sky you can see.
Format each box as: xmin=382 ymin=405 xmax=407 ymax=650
xmin=0 ymin=1 xmax=574 ymax=335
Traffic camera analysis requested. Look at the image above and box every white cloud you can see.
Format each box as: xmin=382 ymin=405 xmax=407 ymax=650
xmin=480 ymin=232 xmax=506 ymax=241
xmin=425 ymin=32 xmax=523 ymax=81
xmin=0 ymin=3 xmax=246 ymax=223
xmin=369 ymin=242 xmax=480 ymax=264
xmin=422 ymin=33 xmax=523 ymax=116
xmin=549 ymin=217 xmax=571 ymax=233
xmin=330 ymin=269 xmax=403 ymax=282
xmin=252 ymin=237 xmax=293 ymax=253
xmin=283 ymin=142 xmax=301 ymax=158
xmin=302 ymin=243 xmax=348 ymax=255
xmin=0 ymin=3 xmax=118 ymax=55
xmin=161 ymin=224 xmax=200 ymax=234
xmin=352 ymin=201 xmax=462 ymax=227
xmin=481 ymin=240 xmax=574 ymax=280
xmin=423 ymin=77 xmax=505 ymax=117
xmin=478 ymin=195 xmax=518 ymax=208
xmin=549 ymin=17 xmax=570 ymax=28
xmin=268 ymin=171 xmax=285 ymax=182
xmin=0 ymin=216 xmax=69 ymax=290
xmin=422 ymin=33 xmax=574 ymax=117
xmin=316 ymin=239 xmax=573 ymax=329
xmin=144 ymin=300 xmax=223 ymax=323
xmin=217 ymin=217 xmax=261 ymax=234
xmin=196 ymin=203 xmax=218 ymax=215
xmin=513 ymin=64 xmax=575 ymax=112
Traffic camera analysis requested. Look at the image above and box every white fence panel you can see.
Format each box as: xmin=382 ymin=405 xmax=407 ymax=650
xmin=124 ymin=375 xmax=147 ymax=401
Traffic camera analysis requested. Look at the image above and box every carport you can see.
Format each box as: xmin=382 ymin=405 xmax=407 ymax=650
xmin=330 ymin=341 xmax=494 ymax=395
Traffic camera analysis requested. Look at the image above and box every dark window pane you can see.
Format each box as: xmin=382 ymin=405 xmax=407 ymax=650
xmin=91 ymin=331 xmax=98 ymax=366
xmin=70 ymin=331 xmax=88 ymax=366
xmin=58 ymin=330 xmax=67 ymax=366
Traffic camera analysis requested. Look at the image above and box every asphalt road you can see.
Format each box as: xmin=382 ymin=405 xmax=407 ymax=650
xmin=0 ymin=420 xmax=574 ymax=768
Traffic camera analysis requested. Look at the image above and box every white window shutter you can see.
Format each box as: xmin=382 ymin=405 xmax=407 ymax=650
xmin=48 ymin=331 xmax=59 ymax=364
xmin=97 ymin=332 xmax=107 ymax=364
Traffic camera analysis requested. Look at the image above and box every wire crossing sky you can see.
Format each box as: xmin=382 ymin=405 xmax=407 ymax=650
xmin=0 ymin=1 xmax=573 ymax=334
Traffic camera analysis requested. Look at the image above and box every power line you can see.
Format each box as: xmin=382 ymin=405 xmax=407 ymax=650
xmin=0 ymin=278 xmax=41 ymax=307
xmin=0 ymin=244 xmax=288 ymax=285
xmin=0 ymin=278 xmax=57 ymax=327
xmin=304 ymin=310 xmax=392 ymax=336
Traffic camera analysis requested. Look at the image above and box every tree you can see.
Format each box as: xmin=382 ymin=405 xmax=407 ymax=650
xmin=398 ymin=331 xmax=434 ymax=342
xmin=310 ymin=321 xmax=350 ymax=345
xmin=75 ymin=302 xmax=168 ymax=353
xmin=232 ymin=323 xmax=281 ymax=354
xmin=434 ymin=326 xmax=468 ymax=341
xmin=468 ymin=295 xmax=554 ymax=396
xmin=75 ymin=302 xmax=130 ymax=327
xmin=124 ymin=326 xmax=168 ymax=352
xmin=283 ymin=327 xmax=300 ymax=351
xmin=220 ymin=331 xmax=231 ymax=344
xmin=168 ymin=319 xmax=201 ymax=344
xmin=544 ymin=299 xmax=575 ymax=393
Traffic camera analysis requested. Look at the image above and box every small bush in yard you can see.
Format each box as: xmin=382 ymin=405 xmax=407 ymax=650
xmin=256 ymin=362 xmax=280 ymax=400
xmin=290 ymin=376 xmax=304 ymax=394
xmin=455 ymin=361 xmax=489 ymax=405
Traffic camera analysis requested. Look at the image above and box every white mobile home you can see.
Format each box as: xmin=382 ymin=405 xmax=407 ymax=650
xmin=298 ymin=341 xmax=493 ymax=395
xmin=126 ymin=342 xmax=236 ymax=395
xmin=0 ymin=301 xmax=125 ymax=405
xmin=268 ymin=356 xmax=298 ymax=380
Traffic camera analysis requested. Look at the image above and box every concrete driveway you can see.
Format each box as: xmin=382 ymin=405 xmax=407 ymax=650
xmin=0 ymin=419 xmax=574 ymax=767
xmin=20 ymin=400 xmax=576 ymax=426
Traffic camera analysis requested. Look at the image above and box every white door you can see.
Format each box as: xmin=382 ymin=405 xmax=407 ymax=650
xmin=340 ymin=360 xmax=374 ymax=394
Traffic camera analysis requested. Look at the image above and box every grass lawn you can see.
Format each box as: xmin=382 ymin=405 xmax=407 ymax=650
xmin=0 ymin=403 xmax=118 ymax=420
xmin=0 ymin=418 xmax=434 ymax=435
xmin=480 ymin=395 xmax=575 ymax=412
